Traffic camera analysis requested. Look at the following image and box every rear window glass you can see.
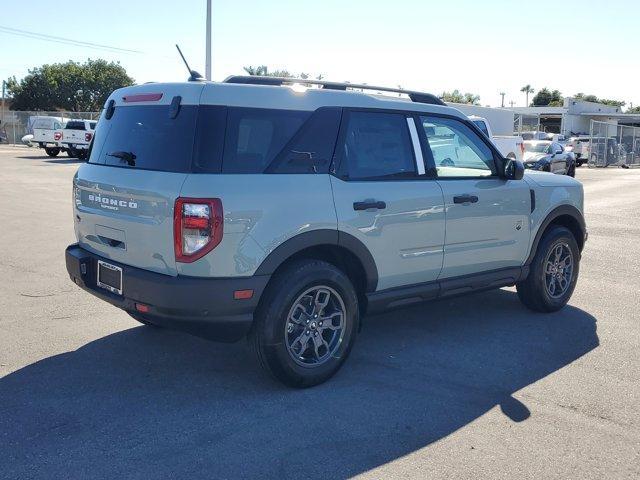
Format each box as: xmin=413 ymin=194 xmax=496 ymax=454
xmin=33 ymin=119 xmax=54 ymax=129
xmin=89 ymin=105 xmax=198 ymax=172
xmin=66 ymin=121 xmax=86 ymax=130
xmin=222 ymin=108 xmax=310 ymax=173
xmin=267 ymin=107 xmax=342 ymax=174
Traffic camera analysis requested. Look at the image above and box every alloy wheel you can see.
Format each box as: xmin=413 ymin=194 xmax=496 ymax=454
xmin=284 ymin=285 xmax=346 ymax=367
xmin=544 ymin=242 xmax=574 ymax=298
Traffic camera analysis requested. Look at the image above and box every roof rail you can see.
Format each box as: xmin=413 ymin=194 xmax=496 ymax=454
xmin=223 ymin=75 xmax=446 ymax=106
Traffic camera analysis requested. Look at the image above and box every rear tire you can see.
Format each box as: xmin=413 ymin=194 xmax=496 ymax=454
xmin=67 ymin=148 xmax=79 ymax=158
xmin=45 ymin=147 xmax=60 ymax=157
xmin=517 ymin=226 xmax=580 ymax=312
xmin=250 ymin=259 xmax=359 ymax=388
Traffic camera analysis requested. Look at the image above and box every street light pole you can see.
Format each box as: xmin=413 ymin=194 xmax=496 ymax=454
xmin=205 ymin=0 xmax=212 ymax=80
xmin=1 ymin=80 xmax=5 ymax=124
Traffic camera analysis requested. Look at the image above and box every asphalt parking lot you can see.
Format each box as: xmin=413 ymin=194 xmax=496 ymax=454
xmin=0 ymin=146 xmax=638 ymax=480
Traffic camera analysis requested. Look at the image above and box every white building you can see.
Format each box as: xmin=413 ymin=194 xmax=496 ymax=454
xmin=510 ymin=97 xmax=640 ymax=136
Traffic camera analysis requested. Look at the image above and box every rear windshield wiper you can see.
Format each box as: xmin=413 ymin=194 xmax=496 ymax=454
xmin=107 ymin=151 xmax=136 ymax=166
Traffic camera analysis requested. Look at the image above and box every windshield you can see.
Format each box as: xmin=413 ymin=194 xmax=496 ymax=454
xmin=524 ymin=143 xmax=550 ymax=153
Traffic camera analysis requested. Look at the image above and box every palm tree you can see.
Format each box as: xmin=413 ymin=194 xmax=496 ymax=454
xmin=520 ymin=85 xmax=534 ymax=106
xmin=243 ymin=65 xmax=268 ymax=76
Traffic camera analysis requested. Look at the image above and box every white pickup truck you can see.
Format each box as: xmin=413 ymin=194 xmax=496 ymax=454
xmin=56 ymin=119 xmax=97 ymax=159
xmin=469 ymin=116 xmax=524 ymax=160
xmin=32 ymin=116 xmax=66 ymax=156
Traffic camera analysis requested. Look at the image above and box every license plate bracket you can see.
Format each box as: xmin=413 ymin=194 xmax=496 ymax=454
xmin=97 ymin=260 xmax=123 ymax=295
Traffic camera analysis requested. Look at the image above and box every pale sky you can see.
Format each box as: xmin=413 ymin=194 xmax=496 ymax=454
xmin=2 ymin=0 xmax=639 ymax=109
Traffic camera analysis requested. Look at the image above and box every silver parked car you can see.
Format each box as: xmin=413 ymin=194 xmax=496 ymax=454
xmin=66 ymin=77 xmax=587 ymax=387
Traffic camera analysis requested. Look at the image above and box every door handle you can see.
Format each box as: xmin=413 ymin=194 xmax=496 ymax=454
xmin=353 ymin=200 xmax=387 ymax=211
xmin=453 ymin=195 xmax=479 ymax=204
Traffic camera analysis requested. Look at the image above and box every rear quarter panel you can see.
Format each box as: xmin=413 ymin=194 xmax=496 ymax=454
xmin=177 ymin=174 xmax=338 ymax=277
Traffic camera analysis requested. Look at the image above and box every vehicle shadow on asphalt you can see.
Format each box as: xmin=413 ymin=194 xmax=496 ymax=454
xmin=15 ymin=155 xmax=84 ymax=164
xmin=41 ymin=158 xmax=85 ymax=164
xmin=0 ymin=289 xmax=598 ymax=479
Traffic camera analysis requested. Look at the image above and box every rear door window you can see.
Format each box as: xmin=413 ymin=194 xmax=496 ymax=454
xmin=336 ymin=111 xmax=416 ymax=180
xmin=89 ymin=105 xmax=198 ymax=172
xmin=222 ymin=108 xmax=310 ymax=173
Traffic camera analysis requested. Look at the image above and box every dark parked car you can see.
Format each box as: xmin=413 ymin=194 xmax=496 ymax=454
xmin=523 ymin=141 xmax=576 ymax=176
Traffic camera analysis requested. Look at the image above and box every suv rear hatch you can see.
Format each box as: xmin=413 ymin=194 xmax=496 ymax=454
xmin=73 ymin=83 xmax=206 ymax=276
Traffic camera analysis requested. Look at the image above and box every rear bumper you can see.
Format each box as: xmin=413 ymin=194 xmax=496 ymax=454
xmin=65 ymin=244 xmax=270 ymax=342
xmin=61 ymin=143 xmax=89 ymax=150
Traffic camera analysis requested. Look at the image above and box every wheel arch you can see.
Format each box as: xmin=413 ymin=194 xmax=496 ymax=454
xmin=526 ymin=205 xmax=586 ymax=265
xmin=254 ymin=229 xmax=378 ymax=294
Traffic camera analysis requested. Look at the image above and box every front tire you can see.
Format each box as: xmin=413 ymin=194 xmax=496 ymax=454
xmin=517 ymin=226 xmax=580 ymax=312
xmin=251 ymin=259 xmax=359 ymax=388
xmin=44 ymin=147 xmax=60 ymax=157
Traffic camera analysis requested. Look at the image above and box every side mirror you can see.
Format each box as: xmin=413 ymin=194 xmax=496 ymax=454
xmin=504 ymin=158 xmax=524 ymax=180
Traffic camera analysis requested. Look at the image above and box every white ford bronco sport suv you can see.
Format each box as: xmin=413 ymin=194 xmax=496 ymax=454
xmin=66 ymin=77 xmax=586 ymax=387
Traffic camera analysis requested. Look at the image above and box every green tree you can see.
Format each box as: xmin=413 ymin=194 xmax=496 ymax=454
xmin=6 ymin=59 xmax=134 ymax=111
xmin=573 ymin=93 xmax=625 ymax=107
xmin=440 ymin=89 xmax=481 ymax=105
xmin=627 ymin=105 xmax=640 ymax=114
xmin=532 ymin=87 xmax=563 ymax=107
xmin=520 ymin=84 xmax=534 ymax=106
xmin=242 ymin=66 xmax=294 ymax=77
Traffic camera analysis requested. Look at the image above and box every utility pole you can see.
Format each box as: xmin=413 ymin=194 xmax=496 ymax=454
xmin=500 ymin=92 xmax=506 ymax=108
xmin=1 ymin=80 xmax=5 ymax=124
xmin=205 ymin=0 xmax=212 ymax=80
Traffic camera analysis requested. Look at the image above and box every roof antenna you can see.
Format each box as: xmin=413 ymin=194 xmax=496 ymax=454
xmin=176 ymin=44 xmax=204 ymax=82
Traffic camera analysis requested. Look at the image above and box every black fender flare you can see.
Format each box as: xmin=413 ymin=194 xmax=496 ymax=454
xmin=526 ymin=204 xmax=586 ymax=265
xmin=254 ymin=229 xmax=378 ymax=292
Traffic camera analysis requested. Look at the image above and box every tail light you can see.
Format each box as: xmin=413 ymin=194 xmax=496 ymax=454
xmin=173 ymin=198 xmax=223 ymax=263
xmin=520 ymin=142 xmax=525 ymax=157
xmin=54 ymin=132 xmax=62 ymax=141
xmin=85 ymin=132 xmax=93 ymax=142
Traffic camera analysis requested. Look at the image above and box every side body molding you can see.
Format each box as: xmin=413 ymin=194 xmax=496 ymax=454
xmin=253 ymin=229 xmax=379 ymax=292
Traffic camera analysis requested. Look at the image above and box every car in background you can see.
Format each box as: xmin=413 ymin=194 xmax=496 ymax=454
xmin=565 ymin=136 xmax=592 ymax=166
xmin=523 ymin=140 xmax=575 ymax=176
xmin=56 ymin=120 xmax=97 ymax=159
xmin=469 ymin=116 xmax=524 ymax=160
xmin=520 ymin=131 xmax=549 ymax=141
xmin=32 ymin=116 xmax=65 ymax=156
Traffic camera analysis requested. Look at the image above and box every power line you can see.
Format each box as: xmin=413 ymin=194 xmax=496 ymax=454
xmin=0 ymin=25 xmax=144 ymax=54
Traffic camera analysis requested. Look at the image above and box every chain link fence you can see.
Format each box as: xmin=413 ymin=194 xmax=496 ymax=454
xmin=588 ymin=120 xmax=640 ymax=168
xmin=0 ymin=111 xmax=100 ymax=145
